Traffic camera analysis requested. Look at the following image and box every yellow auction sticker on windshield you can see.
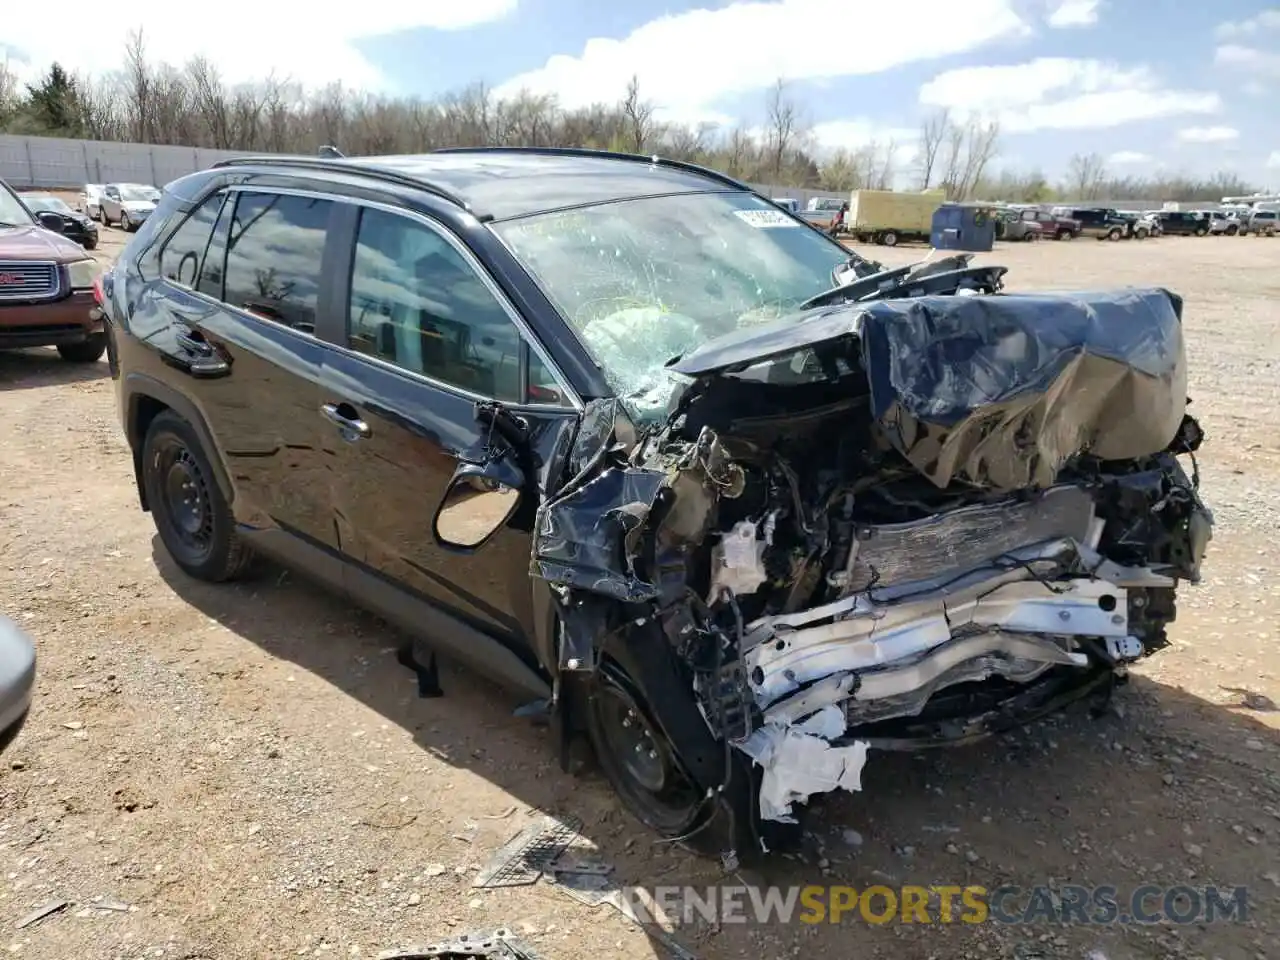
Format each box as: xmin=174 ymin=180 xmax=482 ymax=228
xmin=734 ymin=209 xmax=801 ymax=228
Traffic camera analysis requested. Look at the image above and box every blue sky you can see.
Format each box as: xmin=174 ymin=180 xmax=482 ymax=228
xmin=6 ymin=0 xmax=1279 ymax=185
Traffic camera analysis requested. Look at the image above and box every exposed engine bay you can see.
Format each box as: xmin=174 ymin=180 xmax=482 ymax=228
xmin=532 ymin=256 xmax=1213 ymax=848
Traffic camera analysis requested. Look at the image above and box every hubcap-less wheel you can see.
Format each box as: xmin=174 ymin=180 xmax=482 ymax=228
xmin=153 ymin=441 xmax=214 ymax=563
xmin=589 ymin=664 xmax=703 ymax=833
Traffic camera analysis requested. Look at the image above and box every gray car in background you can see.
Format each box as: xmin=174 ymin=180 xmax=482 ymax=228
xmin=99 ymin=182 xmax=161 ymax=231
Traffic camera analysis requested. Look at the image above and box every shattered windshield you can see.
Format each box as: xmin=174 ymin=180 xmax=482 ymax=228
xmin=493 ymin=191 xmax=852 ymax=420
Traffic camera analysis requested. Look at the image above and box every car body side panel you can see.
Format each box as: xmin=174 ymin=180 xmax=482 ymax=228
xmin=319 ymin=346 xmax=579 ymax=650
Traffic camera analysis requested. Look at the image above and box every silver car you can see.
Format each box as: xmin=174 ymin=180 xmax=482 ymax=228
xmin=100 ymin=182 xmax=161 ymax=231
xmin=1242 ymin=209 xmax=1278 ymax=236
xmin=78 ymin=183 xmax=105 ymax=221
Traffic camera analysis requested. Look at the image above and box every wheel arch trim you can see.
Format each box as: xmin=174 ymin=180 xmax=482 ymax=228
xmin=123 ymin=372 xmax=234 ymax=510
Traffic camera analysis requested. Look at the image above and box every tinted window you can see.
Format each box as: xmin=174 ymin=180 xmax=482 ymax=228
xmin=159 ymin=192 xmax=226 ymax=292
xmin=223 ymin=192 xmax=332 ymax=335
xmin=348 ymin=208 xmax=547 ymax=404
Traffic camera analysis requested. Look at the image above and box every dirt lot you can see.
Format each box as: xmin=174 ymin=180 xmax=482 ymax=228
xmin=2 ymin=225 xmax=1279 ymax=960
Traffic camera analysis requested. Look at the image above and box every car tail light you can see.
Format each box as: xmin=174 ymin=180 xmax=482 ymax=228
xmin=91 ymin=274 xmax=104 ymax=306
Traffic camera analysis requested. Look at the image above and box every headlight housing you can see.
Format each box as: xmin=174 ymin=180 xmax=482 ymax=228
xmin=66 ymin=258 xmax=100 ymax=290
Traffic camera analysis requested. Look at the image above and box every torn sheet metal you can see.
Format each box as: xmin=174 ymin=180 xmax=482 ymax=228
xmin=842 ymin=484 xmax=1097 ymax=597
xmin=377 ymin=929 xmax=542 ymax=959
xmin=473 ymin=814 xmax=582 ymax=888
xmin=531 ymin=467 xmax=666 ymax=602
xmin=670 ymin=287 xmax=1187 ymax=492
xmin=737 ymin=706 xmax=869 ymax=822
xmin=745 ymin=566 xmax=1128 ymax=709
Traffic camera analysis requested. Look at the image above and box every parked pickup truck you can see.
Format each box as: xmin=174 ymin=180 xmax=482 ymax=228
xmin=1022 ymin=209 xmax=1082 ymax=240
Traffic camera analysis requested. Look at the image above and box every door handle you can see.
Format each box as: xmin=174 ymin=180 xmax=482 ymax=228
xmin=174 ymin=330 xmax=230 ymax=377
xmin=321 ymin=402 xmax=371 ymax=440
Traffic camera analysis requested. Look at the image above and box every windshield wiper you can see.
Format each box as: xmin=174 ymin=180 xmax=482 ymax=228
xmin=800 ymin=253 xmax=983 ymax=312
xmin=799 ymin=264 xmax=917 ymax=311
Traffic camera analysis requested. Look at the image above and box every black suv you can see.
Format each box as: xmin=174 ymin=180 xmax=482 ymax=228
xmin=1152 ymin=210 xmax=1211 ymax=237
xmin=102 ymin=148 xmax=1212 ymax=862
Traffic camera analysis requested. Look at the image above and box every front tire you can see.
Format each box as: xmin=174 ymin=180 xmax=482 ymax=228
xmin=57 ymin=335 xmax=106 ymax=363
xmin=580 ymin=637 xmax=801 ymax=864
xmin=142 ymin=411 xmax=253 ymax=582
xmin=120 ymin=210 xmax=132 ymax=232
xmin=1194 ymin=226 xmax=1208 ymax=237
xmin=882 ymin=231 xmax=899 ymax=247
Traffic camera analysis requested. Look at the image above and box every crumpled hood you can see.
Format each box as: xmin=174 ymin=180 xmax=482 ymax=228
xmin=670 ymin=286 xmax=1187 ymax=491
xmin=0 ymin=224 xmax=88 ymax=261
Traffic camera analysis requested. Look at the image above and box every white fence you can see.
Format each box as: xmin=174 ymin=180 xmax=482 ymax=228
xmin=0 ymin=133 xmax=847 ymax=206
xmin=0 ymin=134 xmax=253 ymax=190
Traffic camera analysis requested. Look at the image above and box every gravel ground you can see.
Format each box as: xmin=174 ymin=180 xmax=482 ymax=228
xmin=1 ymin=225 xmax=1278 ymax=960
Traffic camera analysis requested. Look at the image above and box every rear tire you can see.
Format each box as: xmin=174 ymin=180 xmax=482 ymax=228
xmin=142 ymin=410 xmax=253 ymax=583
xmin=57 ymin=335 xmax=106 ymax=363
xmin=882 ymin=231 xmax=899 ymax=247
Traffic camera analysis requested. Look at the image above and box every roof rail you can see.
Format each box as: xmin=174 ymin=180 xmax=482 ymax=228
xmin=430 ymin=145 xmax=754 ymax=193
xmin=208 ymin=155 xmax=471 ymax=210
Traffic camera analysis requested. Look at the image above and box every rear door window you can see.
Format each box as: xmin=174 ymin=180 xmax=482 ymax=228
xmin=222 ymin=191 xmax=333 ymax=336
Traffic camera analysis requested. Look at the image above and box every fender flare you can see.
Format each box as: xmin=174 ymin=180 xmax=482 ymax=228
xmin=123 ymin=371 xmax=235 ymax=508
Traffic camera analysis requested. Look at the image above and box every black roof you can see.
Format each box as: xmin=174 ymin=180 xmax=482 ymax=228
xmin=212 ymin=147 xmax=749 ymax=221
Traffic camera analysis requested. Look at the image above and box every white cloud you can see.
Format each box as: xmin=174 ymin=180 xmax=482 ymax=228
xmin=1047 ymin=0 xmax=1101 ymax=28
xmin=494 ymin=0 xmax=1030 ymax=123
xmin=918 ymin=58 xmax=1221 ymax=131
xmin=810 ymin=119 xmax=918 ymax=157
xmin=1177 ymin=126 xmax=1240 ymax=143
xmin=1215 ymin=43 xmax=1280 ymax=78
xmin=1214 ymin=8 xmax=1280 ymax=39
xmin=0 ymin=0 xmax=517 ymax=91
xmin=1108 ymin=151 xmax=1151 ymax=165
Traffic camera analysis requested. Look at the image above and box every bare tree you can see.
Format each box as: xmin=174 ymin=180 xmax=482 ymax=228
xmin=0 ymin=45 xmax=1261 ymax=203
xmin=764 ymin=78 xmax=801 ymax=182
xmin=956 ymin=118 xmax=1000 ymax=199
xmin=917 ymin=109 xmax=950 ymax=190
xmin=620 ymin=75 xmax=656 ymax=153
xmin=1066 ymin=152 xmax=1108 ymax=200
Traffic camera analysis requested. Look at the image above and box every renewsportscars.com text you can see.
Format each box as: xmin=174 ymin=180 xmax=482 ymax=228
xmin=623 ymin=884 xmax=1248 ymax=926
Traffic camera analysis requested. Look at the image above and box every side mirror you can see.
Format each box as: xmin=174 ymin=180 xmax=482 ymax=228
xmin=36 ymin=212 xmax=63 ymax=233
xmin=433 ymin=458 xmax=524 ymax=550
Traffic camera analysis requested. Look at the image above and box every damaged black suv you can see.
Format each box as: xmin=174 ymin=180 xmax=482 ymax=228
xmin=102 ymin=148 xmax=1213 ymax=863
